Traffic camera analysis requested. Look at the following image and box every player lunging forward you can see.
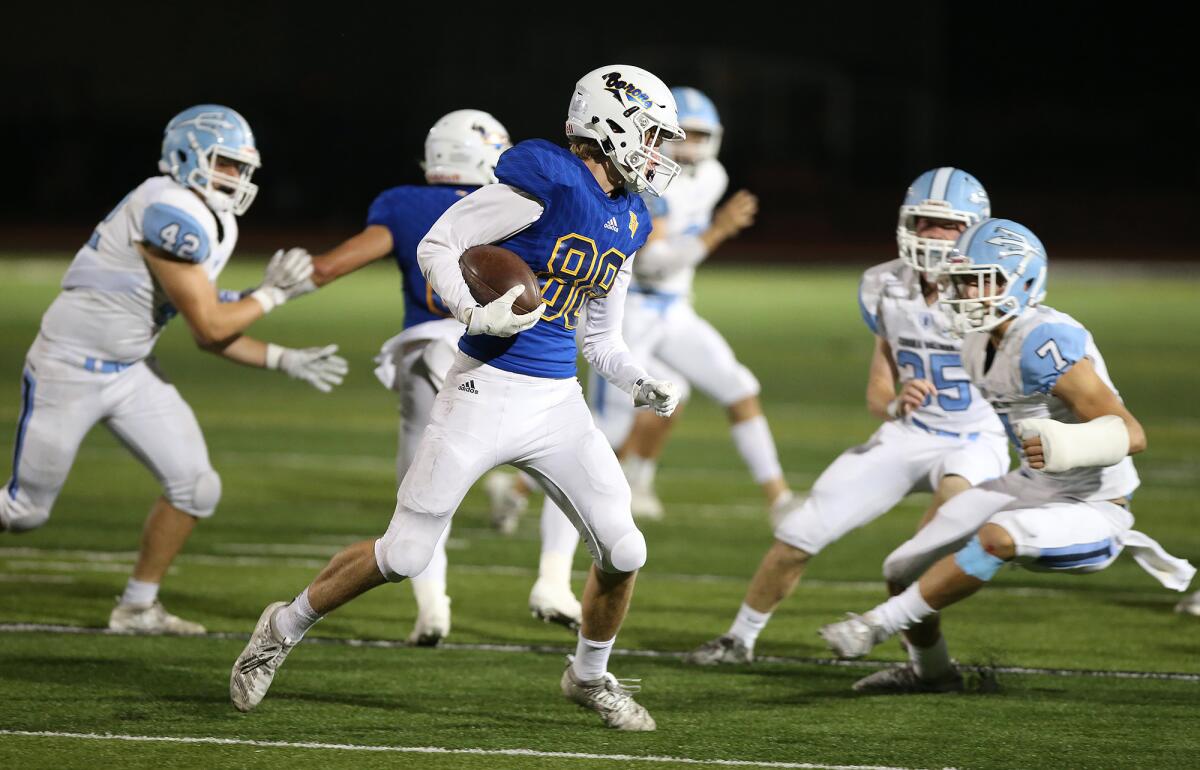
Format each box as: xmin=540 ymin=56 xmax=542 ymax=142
xmin=820 ymin=219 xmax=1195 ymax=677
xmin=0 ymin=105 xmax=345 ymax=632
xmin=301 ymin=110 xmax=582 ymax=642
xmin=685 ymin=170 xmax=1009 ymax=691
xmin=231 ymin=66 xmax=683 ymax=730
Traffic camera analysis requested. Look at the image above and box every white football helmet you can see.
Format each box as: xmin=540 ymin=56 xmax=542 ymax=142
xmin=565 ymin=65 xmax=684 ymax=195
xmin=424 ymin=110 xmax=512 ymax=186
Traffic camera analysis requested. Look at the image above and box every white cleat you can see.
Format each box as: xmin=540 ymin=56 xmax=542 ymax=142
xmin=529 ymin=579 xmax=582 ymax=631
xmin=852 ymin=663 xmax=964 ymax=694
xmin=683 ymin=634 xmax=754 ymax=666
xmin=108 ymin=600 xmax=206 ymax=635
xmin=629 ymin=484 xmax=664 ymax=521
xmin=819 ymin=612 xmax=892 ymax=659
xmin=408 ymin=594 xmax=452 ymax=646
xmin=230 ymin=601 xmax=297 ymax=712
xmin=1175 ymin=591 xmax=1200 ymax=617
xmin=561 ymin=660 xmax=656 ymax=731
xmin=484 ymin=471 xmax=528 ymax=536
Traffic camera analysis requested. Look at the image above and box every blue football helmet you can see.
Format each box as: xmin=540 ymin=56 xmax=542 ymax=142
xmin=939 ymin=218 xmax=1048 ymax=335
xmin=897 ymin=167 xmax=991 ymax=273
xmin=158 ymin=105 xmax=260 ymax=216
xmin=666 ymin=86 xmax=722 ymax=165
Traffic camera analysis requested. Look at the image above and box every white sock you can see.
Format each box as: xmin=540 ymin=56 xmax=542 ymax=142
xmin=272 ymin=588 xmax=323 ymax=642
xmin=621 ymin=456 xmax=657 ymax=489
xmin=728 ymin=602 xmax=772 ymax=648
xmin=120 ymin=578 xmax=159 ymax=607
xmin=731 ymin=416 xmax=783 ymax=485
xmin=572 ymin=635 xmax=616 ymax=682
xmin=410 ymin=578 xmax=448 ymax=614
xmin=908 ymin=635 xmax=952 ymax=680
xmin=539 ymin=498 xmax=581 ymax=570
xmin=871 ymin=583 xmax=936 ymax=636
xmin=537 ymin=551 xmax=574 ymax=590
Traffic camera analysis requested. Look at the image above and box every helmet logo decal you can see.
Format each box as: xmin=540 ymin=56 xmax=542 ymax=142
xmin=969 ymin=190 xmax=990 ymax=205
xmin=986 ymin=227 xmax=1043 ymax=260
xmin=602 ymin=72 xmax=653 ymax=109
xmin=173 ymin=111 xmax=237 ymax=135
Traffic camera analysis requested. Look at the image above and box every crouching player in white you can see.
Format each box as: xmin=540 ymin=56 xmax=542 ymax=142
xmin=685 ymin=169 xmax=1009 ymax=677
xmin=301 ymin=110 xmax=583 ymax=642
xmin=586 ymin=86 xmax=791 ymax=521
xmin=230 ymin=66 xmax=683 ymax=730
xmin=0 ymin=105 xmax=347 ymax=633
xmin=820 ymin=218 xmax=1195 ymax=681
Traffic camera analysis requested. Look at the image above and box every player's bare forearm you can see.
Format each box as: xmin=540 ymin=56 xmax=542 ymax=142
xmin=701 ymin=190 xmax=758 ymax=252
xmin=866 ymin=338 xmax=900 ymax=419
xmin=213 ymin=335 xmax=268 ymax=367
xmin=141 ymin=243 xmax=267 ymax=348
xmin=1051 ymin=358 xmax=1147 ymax=454
xmin=311 ymin=225 xmax=393 ymax=287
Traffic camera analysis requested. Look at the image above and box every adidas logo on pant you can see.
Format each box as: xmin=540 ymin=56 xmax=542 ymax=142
xmin=458 ymin=380 xmax=479 ymax=394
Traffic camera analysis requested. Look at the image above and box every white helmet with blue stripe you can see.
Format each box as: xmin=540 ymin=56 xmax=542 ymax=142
xmin=667 ymin=86 xmax=722 ymax=165
xmin=566 ymin=65 xmax=685 ymax=195
xmin=158 ymin=105 xmax=261 ymax=216
xmin=939 ymin=218 xmax=1048 ymax=335
xmin=897 ymin=167 xmax=990 ymax=273
xmin=423 ymin=109 xmax=512 ymax=186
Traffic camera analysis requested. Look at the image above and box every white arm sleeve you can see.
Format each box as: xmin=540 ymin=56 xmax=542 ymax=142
xmin=417 ymin=184 xmax=544 ymax=322
xmin=635 ymin=233 xmax=709 ymax=278
xmin=581 ymin=256 xmax=649 ymax=395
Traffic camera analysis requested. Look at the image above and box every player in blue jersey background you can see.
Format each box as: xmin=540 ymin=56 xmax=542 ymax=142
xmin=232 ymin=66 xmax=685 ymax=730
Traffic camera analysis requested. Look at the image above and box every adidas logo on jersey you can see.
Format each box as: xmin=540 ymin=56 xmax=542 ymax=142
xmin=604 ymin=217 xmax=619 ymax=232
xmin=458 ymin=379 xmax=479 ymax=395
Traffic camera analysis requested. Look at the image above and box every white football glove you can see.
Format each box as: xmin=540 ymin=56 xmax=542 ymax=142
xmin=633 ymin=378 xmax=680 ymax=418
xmin=251 ymin=248 xmax=316 ymax=314
xmin=266 ymin=344 xmax=348 ymax=393
xmin=464 ymin=285 xmax=544 ymax=337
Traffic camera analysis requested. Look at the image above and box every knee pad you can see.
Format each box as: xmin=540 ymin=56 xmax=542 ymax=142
xmin=0 ymin=493 xmax=50 ymax=533
xmin=718 ymin=364 xmax=760 ymax=406
xmin=375 ymin=534 xmax=438 ymax=582
xmin=169 ymin=469 xmax=221 ymax=518
xmin=954 ymin=535 xmax=1006 ymax=581
xmin=604 ymin=528 xmax=647 ymax=574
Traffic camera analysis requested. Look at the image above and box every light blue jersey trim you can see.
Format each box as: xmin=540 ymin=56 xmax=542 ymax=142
xmin=857 ymin=278 xmax=879 ymax=335
xmin=143 ymin=203 xmax=211 ymax=263
xmin=1020 ymin=322 xmax=1088 ymax=395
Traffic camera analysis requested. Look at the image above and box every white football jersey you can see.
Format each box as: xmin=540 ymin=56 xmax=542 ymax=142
xmin=960 ymin=305 xmax=1140 ymax=501
xmin=860 ymin=259 xmax=1005 ymax=438
xmin=631 ymin=158 xmax=727 ymax=295
xmin=39 ymin=176 xmax=237 ymax=363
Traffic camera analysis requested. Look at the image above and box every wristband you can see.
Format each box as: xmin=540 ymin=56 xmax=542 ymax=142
xmin=251 ymin=287 xmax=286 ymax=315
xmin=265 ymin=343 xmax=285 ymax=370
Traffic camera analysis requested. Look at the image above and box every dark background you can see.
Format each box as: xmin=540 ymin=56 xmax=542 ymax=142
xmin=3 ymin=4 xmax=1196 ymax=261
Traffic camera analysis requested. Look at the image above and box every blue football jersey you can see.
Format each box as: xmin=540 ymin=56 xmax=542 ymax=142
xmin=367 ymin=184 xmax=477 ymax=329
xmin=459 ymin=140 xmax=651 ymax=378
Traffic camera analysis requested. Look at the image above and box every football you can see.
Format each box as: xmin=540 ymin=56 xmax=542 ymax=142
xmin=459 ymin=245 xmax=542 ymax=314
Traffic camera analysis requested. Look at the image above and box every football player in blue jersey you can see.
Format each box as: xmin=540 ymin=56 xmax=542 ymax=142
xmin=819 ymin=219 xmax=1194 ymax=674
xmin=232 ymin=66 xmax=683 ymax=730
xmin=0 ymin=105 xmax=344 ymax=633
xmin=291 ymin=110 xmax=585 ymax=643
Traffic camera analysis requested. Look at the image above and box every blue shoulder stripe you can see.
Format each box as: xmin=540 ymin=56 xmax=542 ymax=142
xmin=1019 ymin=322 xmax=1088 ymax=394
xmin=143 ymin=203 xmax=211 ymax=263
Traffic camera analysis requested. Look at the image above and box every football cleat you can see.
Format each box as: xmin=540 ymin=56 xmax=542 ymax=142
xmin=230 ymin=601 xmax=296 ymax=712
xmin=108 ymin=600 xmax=205 ymax=635
xmin=819 ymin=612 xmax=892 ymax=659
xmin=851 ymin=663 xmax=964 ymax=694
xmin=408 ymin=594 xmax=452 ymax=646
xmin=561 ymin=659 xmax=656 ymax=731
xmin=1175 ymin=591 xmax=1200 ymax=617
xmin=529 ymin=578 xmax=582 ymax=631
xmin=484 ymin=471 xmax=528 ymax=536
xmin=683 ymin=634 xmax=754 ymax=666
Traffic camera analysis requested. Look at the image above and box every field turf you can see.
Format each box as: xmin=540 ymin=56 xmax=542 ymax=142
xmin=0 ymin=256 xmax=1196 ymax=769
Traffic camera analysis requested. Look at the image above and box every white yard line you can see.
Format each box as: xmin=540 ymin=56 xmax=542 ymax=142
xmin=0 ymin=623 xmax=1196 ymax=682
xmin=0 ymin=729 xmax=944 ymax=770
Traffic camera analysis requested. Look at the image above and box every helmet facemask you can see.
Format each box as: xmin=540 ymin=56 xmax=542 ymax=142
xmin=186 ymin=139 xmax=261 ymax=215
xmin=896 ymin=204 xmax=976 ymax=275
xmin=593 ymin=109 xmax=684 ymax=195
xmin=939 ymin=255 xmax=1045 ymax=336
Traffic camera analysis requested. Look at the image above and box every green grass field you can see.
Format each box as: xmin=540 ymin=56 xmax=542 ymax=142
xmin=0 ymin=256 xmax=1197 ymax=770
